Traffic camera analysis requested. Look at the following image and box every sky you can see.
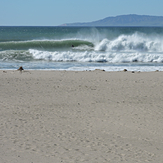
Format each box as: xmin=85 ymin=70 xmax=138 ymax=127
xmin=1 ymin=0 xmax=163 ymax=26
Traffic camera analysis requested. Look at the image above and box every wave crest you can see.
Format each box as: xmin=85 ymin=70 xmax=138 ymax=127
xmin=0 ymin=39 xmax=93 ymax=51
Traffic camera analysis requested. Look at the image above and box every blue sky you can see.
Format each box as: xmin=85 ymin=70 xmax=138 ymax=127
xmin=1 ymin=0 xmax=163 ymax=26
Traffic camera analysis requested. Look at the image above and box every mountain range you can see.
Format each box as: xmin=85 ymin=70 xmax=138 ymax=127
xmin=60 ymin=14 xmax=163 ymax=26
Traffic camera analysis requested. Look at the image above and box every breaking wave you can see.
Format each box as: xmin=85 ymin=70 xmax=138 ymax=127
xmin=1 ymin=31 xmax=163 ymax=63
xmin=28 ymin=32 xmax=163 ymax=63
xmin=95 ymin=32 xmax=163 ymax=52
xmin=28 ymin=49 xmax=163 ymax=63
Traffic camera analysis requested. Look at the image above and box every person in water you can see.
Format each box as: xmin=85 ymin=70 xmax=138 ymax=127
xmin=72 ymin=45 xmax=74 ymax=47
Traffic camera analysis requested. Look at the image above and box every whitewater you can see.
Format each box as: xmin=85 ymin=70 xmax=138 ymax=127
xmin=1 ymin=26 xmax=163 ymax=71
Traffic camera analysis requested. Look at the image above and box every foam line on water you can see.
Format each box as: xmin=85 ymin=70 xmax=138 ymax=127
xmin=29 ymin=49 xmax=163 ymax=63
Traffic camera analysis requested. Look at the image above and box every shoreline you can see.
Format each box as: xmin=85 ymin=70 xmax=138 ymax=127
xmin=0 ymin=68 xmax=162 ymax=72
xmin=1 ymin=62 xmax=163 ymax=72
xmin=1 ymin=70 xmax=163 ymax=162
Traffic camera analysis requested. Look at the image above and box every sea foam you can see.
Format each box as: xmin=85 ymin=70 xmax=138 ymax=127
xmin=29 ymin=49 xmax=163 ymax=63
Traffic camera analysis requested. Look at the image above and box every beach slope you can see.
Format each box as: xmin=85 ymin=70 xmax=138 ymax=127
xmin=0 ymin=70 xmax=163 ymax=163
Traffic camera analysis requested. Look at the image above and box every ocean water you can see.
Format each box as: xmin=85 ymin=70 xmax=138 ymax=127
xmin=1 ymin=26 xmax=163 ymax=71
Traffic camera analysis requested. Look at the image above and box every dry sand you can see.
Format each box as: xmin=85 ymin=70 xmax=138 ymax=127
xmin=0 ymin=70 xmax=163 ymax=163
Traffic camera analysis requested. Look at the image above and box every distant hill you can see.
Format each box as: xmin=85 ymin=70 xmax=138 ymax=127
xmin=60 ymin=14 xmax=163 ymax=26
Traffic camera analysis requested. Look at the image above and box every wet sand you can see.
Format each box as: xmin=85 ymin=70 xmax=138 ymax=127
xmin=0 ymin=70 xmax=163 ymax=163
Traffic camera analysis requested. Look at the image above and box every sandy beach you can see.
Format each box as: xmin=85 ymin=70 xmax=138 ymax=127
xmin=0 ymin=70 xmax=163 ymax=163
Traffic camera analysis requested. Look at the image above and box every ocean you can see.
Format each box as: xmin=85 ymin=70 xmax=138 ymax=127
xmin=1 ymin=26 xmax=163 ymax=71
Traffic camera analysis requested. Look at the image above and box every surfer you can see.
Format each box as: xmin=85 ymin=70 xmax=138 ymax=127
xmin=72 ymin=45 xmax=74 ymax=47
